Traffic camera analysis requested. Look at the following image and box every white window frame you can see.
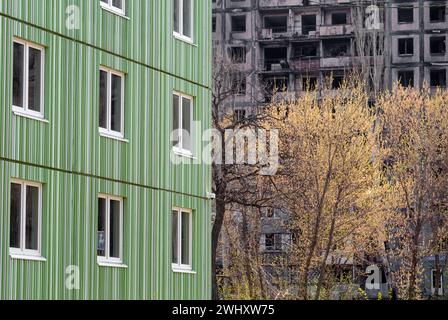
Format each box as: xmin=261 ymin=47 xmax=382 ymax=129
xmin=9 ymin=179 xmax=43 ymax=259
xmin=100 ymin=0 xmax=126 ymax=16
xmin=97 ymin=194 xmax=124 ymax=265
xmin=172 ymin=91 xmax=194 ymax=156
xmin=173 ymin=0 xmax=194 ymax=43
xmin=12 ymin=38 xmax=45 ymax=120
xmin=99 ymin=67 xmax=125 ymax=140
xmin=431 ymin=269 xmax=443 ymax=296
xmin=172 ymin=207 xmax=193 ymax=272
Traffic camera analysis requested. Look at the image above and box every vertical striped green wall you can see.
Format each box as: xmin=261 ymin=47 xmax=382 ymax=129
xmin=0 ymin=0 xmax=212 ymax=300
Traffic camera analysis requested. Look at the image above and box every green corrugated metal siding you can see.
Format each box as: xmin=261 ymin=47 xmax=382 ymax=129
xmin=0 ymin=0 xmax=211 ymax=300
xmin=0 ymin=0 xmax=211 ymax=87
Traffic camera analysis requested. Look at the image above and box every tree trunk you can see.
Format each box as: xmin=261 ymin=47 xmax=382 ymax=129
xmin=241 ymin=213 xmax=255 ymax=298
xmin=212 ymin=195 xmax=226 ymax=300
xmin=314 ymin=199 xmax=339 ymax=300
xmin=299 ymin=158 xmax=334 ymax=299
xmin=408 ymin=219 xmax=421 ymax=300
xmin=299 ymin=207 xmax=323 ymax=300
xmin=434 ymin=254 xmax=441 ymax=300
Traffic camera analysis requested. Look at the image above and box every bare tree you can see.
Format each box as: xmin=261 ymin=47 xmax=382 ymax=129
xmin=211 ymin=52 xmax=278 ymax=300
xmin=351 ymin=0 xmax=389 ymax=96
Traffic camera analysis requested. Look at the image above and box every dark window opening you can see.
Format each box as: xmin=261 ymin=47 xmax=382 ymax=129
xmin=398 ymin=7 xmax=413 ymax=23
xmin=230 ymin=47 xmax=247 ymax=63
xmin=212 ymin=16 xmax=216 ymax=33
xmin=397 ymin=70 xmax=414 ymax=87
xmin=332 ymin=75 xmax=344 ymax=89
xmin=302 ymin=15 xmax=317 ymax=35
xmin=398 ymin=38 xmax=414 ymax=55
xmin=430 ymin=6 xmax=446 ymax=22
xmin=264 ymin=77 xmax=288 ymax=102
xmin=333 ymin=267 xmax=353 ymax=282
xmin=264 ymin=47 xmax=288 ymax=71
xmin=323 ymin=39 xmax=350 ymax=57
xmin=234 ymin=109 xmax=247 ymax=121
xmin=264 ymin=15 xmax=288 ymax=33
xmin=332 ymin=12 xmax=347 ymax=25
xmin=231 ymin=15 xmax=246 ymax=32
xmin=230 ymin=73 xmax=246 ymax=95
xmin=264 ymin=234 xmax=283 ymax=251
xmin=430 ymin=36 xmax=446 ymax=55
xmin=293 ymin=42 xmax=318 ymax=58
xmin=430 ymin=69 xmax=446 ymax=87
xmin=302 ymin=77 xmax=317 ymax=91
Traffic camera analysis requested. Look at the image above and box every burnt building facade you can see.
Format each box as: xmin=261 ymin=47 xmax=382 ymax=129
xmin=213 ymin=0 xmax=448 ymax=299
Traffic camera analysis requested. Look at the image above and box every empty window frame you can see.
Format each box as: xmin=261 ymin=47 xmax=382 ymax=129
xmin=172 ymin=92 xmax=194 ymax=155
xmin=234 ymin=108 xmax=247 ymax=121
xmin=212 ymin=16 xmax=217 ymax=33
xmin=397 ymin=70 xmax=414 ymax=87
xmin=332 ymin=12 xmax=347 ymax=25
xmin=430 ymin=36 xmax=446 ymax=55
xmin=231 ymin=15 xmax=246 ymax=32
xmin=10 ymin=180 xmax=42 ymax=257
xmin=97 ymin=195 xmax=124 ymax=264
xmin=264 ymin=15 xmax=288 ymax=33
xmin=173 ymin=0 xmax=193 ymax=41
xmin=323 ymin=39 xmax=350 ymax=57
xmin=332 ymin=75 xmax=344 ymax=89
xmin=398 ymin=38 xmax=414 ymax=55
xmin=263 ymin=233 xmax=287 ymax=252
xmin=12 ymin=39 xmax=45 ymax=119
xmin=397 ymin=7 xmax=414 ymax=23
xmin=100 ymin=0 xmax=125 ymax=15
xmin=230 ymin=73 xmax=247 ymax=95
xmin=430 ymin=5 xmax=446 ymax=23
xmin=431 ymin=270 xmax=443 ymax=296
xmin=302 ymin=15 xmax=317 ymax=35
xmin=99 ymin=67 xmax=125 ymax=139
xmin=302 ymin=77 xmax=318 ymax=91
xmin=293 ymin=42 xmax=318 ymax=58
xmin=430 ymin=69 xmax=447 ymax=87
xmin=230 ymin=46 xmax=247 ymax=63
xmin=172 ymin=208 xmax=193 ymax=271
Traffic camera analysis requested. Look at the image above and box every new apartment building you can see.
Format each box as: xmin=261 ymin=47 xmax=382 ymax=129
xmin=0 ymin=0 xmax=212 ymax=299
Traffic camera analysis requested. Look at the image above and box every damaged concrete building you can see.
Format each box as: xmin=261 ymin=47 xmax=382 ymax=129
xmin=213 ymin=0 xmax=448 ymax=299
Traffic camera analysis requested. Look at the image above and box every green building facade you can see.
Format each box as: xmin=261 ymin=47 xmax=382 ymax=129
xmin=0 ymin=0 xmax=212 ymax=299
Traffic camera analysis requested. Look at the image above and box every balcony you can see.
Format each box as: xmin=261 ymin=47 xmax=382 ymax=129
xmin=319 ymin=24 xmax=354 ymax=37
xmin=321 ymin=56 xmax=352 ymax=68
xmin=259 ymin=59 xmax=290 ymax=72
xmin=259 ymin=0 xmax=309 ymax=7
xmin=290 ymin=57 xmax=321 ymax=72
xmin=260 ymin=26 xmax=319 ymax=40
xmin=260 ymin=28 xmax=292 ymax=39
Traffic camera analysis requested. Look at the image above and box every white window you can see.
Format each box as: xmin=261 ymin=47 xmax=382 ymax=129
xmin=172 ymin=92 xmax=193 ymax=155
xmin=98 ymin=195 xmax=124 ymax=265
xmin=173 ymin=0 xmax=193 ymax=42
xmin=431 ymin=269 xmax=443 ymax=296
xmin=12 ymin=39 xmax=45 ymax=119
xmin=100 ymin=0 xmax=125 ymax=15
xmin=10 ymin=180 xmax=43 ymax=258
xmin=172 ymin=208 xmax=192 ymax=271
xmin=99 ymin=67 xmax=125 ymax=139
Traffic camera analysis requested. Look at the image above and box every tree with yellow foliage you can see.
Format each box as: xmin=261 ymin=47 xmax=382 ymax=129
xmin=265 ymin=81 xmax=385 ymax=300
xmin=378 ymin=86 xmax=448 ymax=299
